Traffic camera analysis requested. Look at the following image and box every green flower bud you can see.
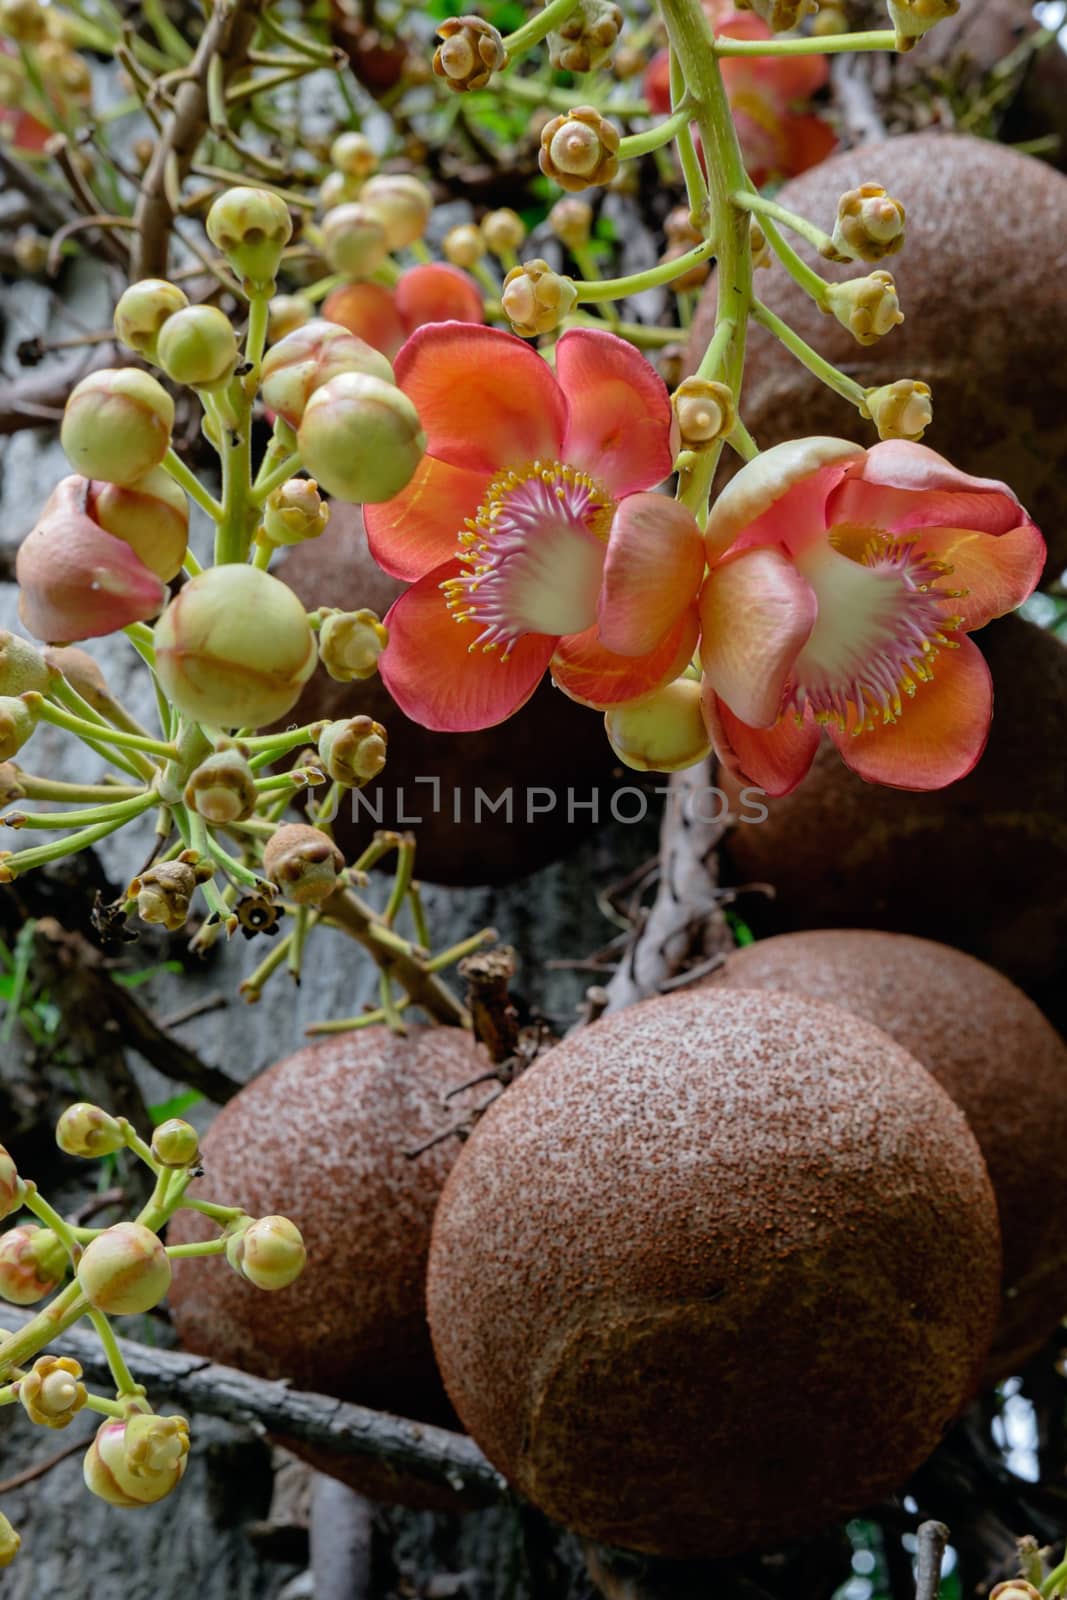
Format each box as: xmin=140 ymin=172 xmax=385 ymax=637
xmin=56 ymin=1102 xmax=126 ymax=1158
xmin=442 ymin=223 xmax=486 ymax=270
xmin=862 ymin=378 xmax=933 ymax=442
xmin=0 ymin=695 xmax=38 ymax=761
xmin=358 ymin=174 xmax=432 ymax=251
xmin=0 ymin=1224 xmax=67 ymax=1305
xmin=605 ymin=677 xmax=711 ymax=773
xmin=502 ymin=259 xmax=578 ymax=338
xmin=113 ymin=279 xmax=189 ymax=359
xmin=154 ymin=565 xmax=317 ymax=729
xmin=317 ymin=715 xmax=387 ymax=787
xmin=318 ymin=607 xmax=387 ymax=682
xmin=150 ymin=1119 xmax=199 ymax=1168
xmin=263 ymin=823 xmax=345 ymax=905
xmin=183 ymin=747 xmax=257 ymax=824
xmin=0 ymin=1512 xmax=19 ymax=1568
xmin=321 ymin=203 xmax=390 ymax=279
xmin=61 ymin=369 xmax=174 ymax=487
xmin=261 ymin=319 xmax=394 ymax=429
xmin=0 ymin=1145 xmax=23 ymax=1220
xmin=480 ymin=208 xmax=525 ymax=256
xmin=86 ymin=466 xmax=189 ymax=582
xmin=267 ymin=294 xmax=312 ymax=344
xmin=744 ymin=0 xmax=817 ymax=31
xmin=206 ymin=186 xmax=293 ymax=292
xmin=77 ymin=1221 xmax=171 ymax=1315
xmin=0 ymin=631 xmax=51 ymax=697
xmin=18 ymin=1353 xmax=87 ymax=1429
xmin=330 ymin=131 xmax=378 ymax=179
xmin=156 ymin=305 xmax=239 ymax=388
xmin=84 ymin=1414 xmax=190 ymax=1507
xmin=226 ymin=1214 xmax=306 ymax=1290
xmin=298 ymin=372 xmax=425 ymax=504
xmin=13 ymin=231 xmax=47 ymax=275
xmin=262 ymin=478 xmax=331 ymax=546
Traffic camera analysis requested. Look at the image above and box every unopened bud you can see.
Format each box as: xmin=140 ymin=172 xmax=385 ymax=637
xmin=812 ymin=1 xmax=849 ymax=31
xmin=184 ymin=747 xmax=257 ymax=824
xmin=548 ymin=0 xmax=623 ymax=73
xmin=359 ymin=173 xmax=433 ymax=251
xmin=18 ymin=1354 xmax=87 ymax=1428
xmin=0 ymin=1146 xmax=22 ymax=1220
xmin=743 ymin=0 xmax=817 ymax=30
xmin=321 ymin=203 xmax=390 ymax=279
xmin=62 ymin=369 xmax=174 ymax=487
xmin=156 ymin=304 xmax=239 ymax=388
xmin=442 ymin=222 xmax=486 ymax=270
xmin=226 ymin=1214 xmax=306 ymax=1290
xmin=320 ymin=169 xmax=362 ymax=212
xmin=0 ymin=764 xmax=23 ymax=807
xmin=433 ymin=15 xmax=508 ymax=92
xmin=129 ymin=859 xmax=202 ymax=932
xmin=750 ymin=219 xmax=771 ymax=271
xmin=263 ymin=478 xmax=331 ymax=546
xmin=56 ymin=1103 xmax=125 ymax=1158
xmin=887 ymin=0 xmax=959 ymax=49
xmin=548 ymin=197 xmax=593 ymax=251
xmin=0 ymin=631 xmax=50 ymax=697
xmin=77 ymin=1221 xmax=171 ymax=1315
xmin=113 ymin=279 xmax=189 ymax=358
xmin=261 ymin=318 xmax=394 ymax=428
xmin=481 ymin=208 xmax=525 ymax=256
xmin=267 ymin=294 xmax=312 ymax=344
xmin=206 ymin=186 xmax=293 ymax=291
xmin=672 ymin=377 xmax=736 ymax=449
xmin=13 ymin=231 xmax=48 ymax=275
xmin=605 ymin=677 xmax=711 ymax=773
xmin=863 ymin=378 xmax=933 ymax=441
xmin=318 ymin=608 xmax=387 ymax=682
xmin=86 ymin=466 xmax=189 ymax=582
xmin=662 ymin=239 xmax=710 ymax=292
xmin=317 ymin=715 xmax=387 ymax=786
xmin=540 ymin=107 xmax=620 ymax=192
xmin=0 ymin=696 xmax=38 ymax=761
xmin=830 ymin=183 xmax=906 ymax=263
xmin=298 ymin=372 xmax=425 ymax=504
xmin=0 ymin=0 xmax=46 ymax=45
xmin=331 ymin=130 xmax=377 ymax=178
xmin=263 ymin=823 xmax=345 ymax=904
xmin=0 ymin=1512 xmax=19 ymax=1568
xmin=151 ymin=1119 xmax=199 ymax=1168
xmin=664 ymin=206 xmax=701 ymax=248
xmin=0 ymin=1224 xmax=66 ymax=1305
xmin=502 ymin=259 xmax=579 ymax=337
xmin=84 ymin=1414 xmax=190 ymax=1507
xmin=824 ymin=270 xmax=904 ymax=346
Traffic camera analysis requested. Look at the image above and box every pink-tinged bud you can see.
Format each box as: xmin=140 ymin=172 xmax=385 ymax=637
xmin=359 ymin=173 xmax=432 ymax=251
xmin=61 ymin=369 xmax=174 ymax=487
xmin=263 ymin=477 xmax=331 ymax=546
xmin=18 ymin=1353 xmax=87 ymax=1428
xmin=77 ymin=1221 xmax=171 ymax=1315
xmin=547 ymin=197 xmax=593 ymax=251
xmin=605 ymin=677 xmax=711 ymax=773
xmin=502 ymin=259 xmax=578 ymax=338
xmin=539 ymin=107 xmax=620 ymax=192
xmin=0 ymin=1145 xmax=23 ymax=1221
xmin=183 ymin=747 xmax=257 ymax=824
xmin=318 ymin=607 xmax=387 ymax=682
xmin=128 ymin=858 xmax=205 ymax=932
xmin=85 ymin=466 xmax=189 ymax=582
xmin=863 ymin=378 xmax=933 ymax=442
xmin=84 ymin=1414 xmax=190 ymax=1507
xmin=481 ymin=208 xmax=525 ymax=256
xmin=113 ymin=279 xmax=189 ymax=359
xmin=156 ymin=305 xmax=239 ymax=389
xmin=317 ymin=715 xmax=387 ymax=786
xmin=393 ymin=263 xmax=484 ymax=333
xmin=824 ymin=270 xmax=904 ymax=346
xmin=330 ymin=130 xmax=377 ymax=179
xmin=0 ymin=1512 xmax=19 ymax=1568
xmin=989 ymin=1587 xmax=1042 ymax=1600
xmin=433 ymin=15 xmax=508 ymax=93
xmin=298 ymin=372 xmax=425 ymax=504
xmin=150 ymin=1119 xmax=199 ymax=1168
xmin=0 ymin=1224 xmax=67 ymax=1305
xmin=0 ymin=631 xmax=50 ymax=696
xmin=830 ymin=183 xmax=906 ymax=264
xmin=322 ymin=282 xmax=407 ymax=361
xmin=442 ymin=223 xmax=486 ymax=270
xmin=56 ymin=1102 xmax=126 ymax=1158
xmin=16 ymin=476 xmax=168 ymax=643
xmin=206 ymin=186 xmax=293 ymax=291
xmin=261 ymin=319 xmax=394 ymax=429
xmin=0 ymin=695 xmax=38 ymax=761
xmin=267 ymin=294 xmax=312 ymax=344
xmin=263 ymin=822 xmax=345 ymax=904
xmin=154 ymin=565 xmax=317 ymax=729
xmin=321 ymin=203 xmax=389 ymax=279
xmin=320 ymin=169 xmax=362 ymax=212
xmin=225 ymin=1214 xmax=306 ymax=1290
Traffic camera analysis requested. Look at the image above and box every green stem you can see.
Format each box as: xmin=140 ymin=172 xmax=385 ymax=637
xmin=245 ymin=292 xmax=271 ymax=370
xmin=241 ymin=722 xmax=326 ymax=754
xmin=728 ymin=418 xmax=760 ymax=461
xmin=162 ymin=449 xmax=224 ymax=522
xmin=10 ymin=776 xmax=143 ymax=804
xmin=240 ymin=930 xmax=294 ymax=1000
xmin=733 ymin=189 xmax=835 ymax=260
xmin=383 ymin=836 xmax=416 ymax=928
xmin=1041 ymin=1559 xmax=1067 ymax=1598
xmin=3 ymin=795 xmax=151 ymax=830
xmin=85 ymin=1393 xmax=127 ymax=1418
xmin=34 ymin=699 xmax=177 ymax=760
xmin=425 ymin=927 xmax=497 ymax=973
xmin=575 ymin=235 xmax=717 ymax=302
xmin=86 ymin=1308 xmax=143 ymax=1398
xmin=21 ymin=1186 xmax=79 ymax=1257
xmin=562 ymin=314 xmax=685 ymax=348
xmin=617 ymin=100 xmax=694 ymax=160
xmin=250 ymin=451 xmax=302 ymax=504
xmin=0 ymin=1282 xmax=89 ymax=1379
xmin=503 ymin=0 xmax=581 ymax=55
xmin=670 ymin=51 xmax=708 ymax=225
xmin=695 ymin=315 xmax=736 ymax=382
xmin=714 ymin=28 xmax=896 ymax=56
xmin=179 ymin=1198 xmax=246 ymax=1224
xmin=214 ymin=390 xmax=254 ymax=564
xmin=302 ymin=272 xmax=347 ymax=305
xmin=752 ymin=298 xmax=867 ymax=410
xmin=733 ymin=192 xmax=831 ymax=305
xmin=165 ymin=1239 xmax=229 ymax=1259
xmin=0 ymin=793 xmax=157 ymax=879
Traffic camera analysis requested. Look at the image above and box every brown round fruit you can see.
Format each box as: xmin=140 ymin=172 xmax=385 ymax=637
xmin=688 ymin=132 xmax=1067 ymax=569
xmin=702 ymin=929 xmax=1067 ymax=1377
xmin=278 ymin=506 xmax=620 ymax=886
xmin=427 ymin=988 xmax=1001 ymax=1559
xmin=168 ymin=1025 xmax=487 ymax=1503
xmin=718 ymin=615 xmax=1067 ymax=1030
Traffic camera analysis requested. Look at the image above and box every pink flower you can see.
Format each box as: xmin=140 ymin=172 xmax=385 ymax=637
xmin=323 ymin=263 xmax=484 ymax=361
xmin=364 ymin=324 xmax=705 ymax=731
xmin=699 ymin=437 xmax=1046 ymax=795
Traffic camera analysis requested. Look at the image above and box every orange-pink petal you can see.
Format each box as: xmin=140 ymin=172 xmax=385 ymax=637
xmin=551 ymin=608 xmax=699 ymax=709
xmin=394 ymin=263 xmax=485 ymax=333
xmin=706 ymin=438 xmax=864 ymax=561
xmin=827 ymin=634 xmax=992 ymax=791
xmin=395 ymin=324 xmax=567 ymax=474
xmin=598 ymin=493 xmax=705 ymax=657
xmin=827 ymin=440 xmax=1026 ymax=537
xmin=703 ymin=691 xmax=820 ymax=798
xmin=364 ymin=454 xmax=488 ymax=582
xmin=323 ymin=282 xmax=407 ymax=361
xmin=555 ymin=329 xmax=674 ymax=498
xmin=919 ymin=523 xmax=1046 ymax=632
xmin=699 ymin=546 xmax=816 ymax=728
xmin=379 ymin=562 xmax=555 ymax=731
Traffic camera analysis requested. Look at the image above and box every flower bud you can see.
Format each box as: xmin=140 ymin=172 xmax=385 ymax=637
xmin=320 ymin=169 xmax=362 ymax=212
xmin=481 ymin=208 xmax=526 ymax=256
xmin=84 ymin=1414 xmax=190 ymax=1507
xmin=0 ymin=1146 xmax=23 ymax=1220
xmin=433 ymin=15 xmax=508 ymax=93
xmin=671 ymin=377 xmax=736 ymax=450
xmin=206 ymin=186 xmax=293 ymax=291
xmin=0 ymin=631 xmax=50 ymax=696
xmin=43 ymin=646 xmax=109 ymax=713
xmin=863 ymin=378 xmax=933 ymax=442
xmin=330 ymin=130 xmax=377 ymax=178
xmin=662 ymin=239 xmax=710 ymax=292
xmin=226 ymin=1214 xmax=306 ymax=1290
xmin=156 ymin=304 xmax=239 ymax=388
xmin=540 ymin=107 xmax=620 ymax=192
xmin=502 ymin=259 xmax=579 ymax=338
xmin=0 ymin=1224 xmax=67 ymax=1305
xmin=0 ymin=0 xmax=46 ymax=44
xmin=0 ymin=763 xmax=24 ymax=807
xmin=322 ymin=281 xmax=407 ymax=360
xmin=742 ymin=0 xmax=817 ymax=30
xmin=318 ymin=607 xmax=387 ymax=682
xmin=548 ymin=0 xmax=623 ymax=73
xmin=18 ymin=1353 xmax=87 ymax=1428
xmin=317 ymin=715 xmax=387 ymax=786
xmin=298 ymin=372 xmax=425 ymax=504
xmin=13 ymin=231 xmax=48 ymax=274
xmin=442 ymin=222 xmax=486 ymax=270
xmin=263 ymin=823 xmax=345 ymax=904
xmin=61 ymin=369 xmax=174 ymax=487
xmin=113 ymin=279 xmax=189 ymax=358
xmin=151 ymin=1119 xmax=199 ymax=1168
xmin=830 ymin=183 xmax=906 ymax=264
xmin=750 ymin=219 xmax=771 ymax=271
xmin=320 ymin=202 xmax=390 ymax=280
xmin=17 ymin=477 xmax=167 ymax=644
xmin=267 ymin=294 xmax=312 ymax=344
xmin=56 ymin=1103 xmax=126 ymax=1158
xmin=77 ymin=1221 xmax=171 ymax=1315
xmin=0 ymin=696 xmax=38 ymax=761
xmin=548 ymin=197 xmax=593 ymax=252
xmin=606 ymin=677 xmax=711 ymax=773
xmin=183 ymin=747 xmax=257 ymax=824
xmin=824 ymin=270 xmax=904 ymax=346
xmin=358 ymin=173 xmax=433 ymax=251
xmin=812 ymin=2 xmax=849 ymax=31
xmin=154 ymin=565 xmax=317 ymax=729
xmin=86 ymin=466 xmax=189 ymax=582
xmin=261 ymin=318 xmax=394 ymax=428
xmin=393 ymin=263 xmax=484 ymax=333
xmin=886 ymin=0 xmax=959 ymax=49
xmin=262 ymin=477 xmax=331 ymax=546
xmin=128 ymin=859 xmax=204 ymax=932
xmin=0 ymin=1512 xmax=19 ymax=1568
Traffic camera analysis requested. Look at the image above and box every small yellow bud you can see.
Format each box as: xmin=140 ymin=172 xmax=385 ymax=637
xmin=359 ymin=174 xmax=433 ymax=251
xmin=331 ymin=131 xmax=377 ymax=178
xmin=502 ymin=259 xmax=579 ymax=338
xmin=263 ymin=823 xmax=345 ymax=905
xmin=320 ymin=203 xmax=389 ymax=279
xmin=605 ymin=677 xmax=711 ymax=773
xmin=0 ymin=0 xmax=47 ymax=45
xmin=320 ymin=169 xmax=362 ymax=212
xmin=151 ymin=1119 xmax=200 ymax=1168
xmin=829 ymin=183 xmax=906 ymax=264
xmin=547 ymin=197 xmax=593 ymax=252
xmin=318 ymin=608 xmax=388 ymax=682
xmin=56 ymin=1103 xmax=125 ymax=1158
xmin=481 ymin=208 xmax=526 ymax=256
xmin=671 ymin=377 xmax=736 ymax=450
xmin=433 ymin=14 xmax=508 ymax=92
xmin=77 ymin=1221 xmax=172 ymax=1315
xmin=540 ymin=107 xmax=621 ymax=192
xmin=887 ymin=0 xmax=959 ymax=49
xmin=226 ymin=1214 xmax=306 ymax=1290
xmin=742 ymin=0 xmax=817 ymax=30
xmin=442 ymin=223 xmax=487 ymax=270
xmin=824 ymin=270 xmax=904 ymax=346
xmin=113 ymin=279 xmax=189 ymax=358
xmin=262 ymin=477 xmax=331 ymax=546
xmin=863 ymin=378 xmax=933 ymax=442
xmin=317 ymin=715 xmax=387 ymax=787
xmin=18 ymin=1354 xmax=87 ymax=1429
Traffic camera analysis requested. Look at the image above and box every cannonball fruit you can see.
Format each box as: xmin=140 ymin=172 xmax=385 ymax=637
xmin=702 ymin=930 xmax=1067 ymax=1377
xmin=427 ymin=988 xmax=1001 ymax=1559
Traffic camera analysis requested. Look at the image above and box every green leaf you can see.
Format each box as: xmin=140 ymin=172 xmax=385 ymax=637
xmin=112 ymin=960 xmax=183 ymax=990
xmin=724 ymin=907 xmax=754 ymax=947
xmin=147 ymin=1090 xmax=203 ymax=1127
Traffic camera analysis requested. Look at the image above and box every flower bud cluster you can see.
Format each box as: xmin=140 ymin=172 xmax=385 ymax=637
xmin=548 ymin=0 xmax=623 ymax=73
xmin=433 ymin=15 xmax=508 ymax=92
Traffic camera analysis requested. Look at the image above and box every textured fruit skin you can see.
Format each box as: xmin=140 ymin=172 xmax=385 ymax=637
xmin=719 ymin=616 xmax=1067 ymax=1031
xmin=427 ymin=988 xmax=1001 ymax=1560
xmin=703 ymin=930 xmax=1067 ymax=1379
xmin=687 ymin=133 xmax=1067 ymax=568
xmin=167 ymin=1026 xmax=489 ymax=1504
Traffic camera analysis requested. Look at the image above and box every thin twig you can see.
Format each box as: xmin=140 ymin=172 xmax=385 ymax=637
xmin=0 ymin=1437 xmax=87 ymax=1494
xmin=915 ymin=1520 xmax=950 ymax=1600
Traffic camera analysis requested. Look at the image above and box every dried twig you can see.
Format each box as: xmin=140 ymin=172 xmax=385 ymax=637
xmin=914 ymin=1520 xmax=949 ymax=1600
xmin=458 ymin=945 xmax=520 ymax=1065
xmin=0 ymin=1437 xmax=87 ymax=1495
